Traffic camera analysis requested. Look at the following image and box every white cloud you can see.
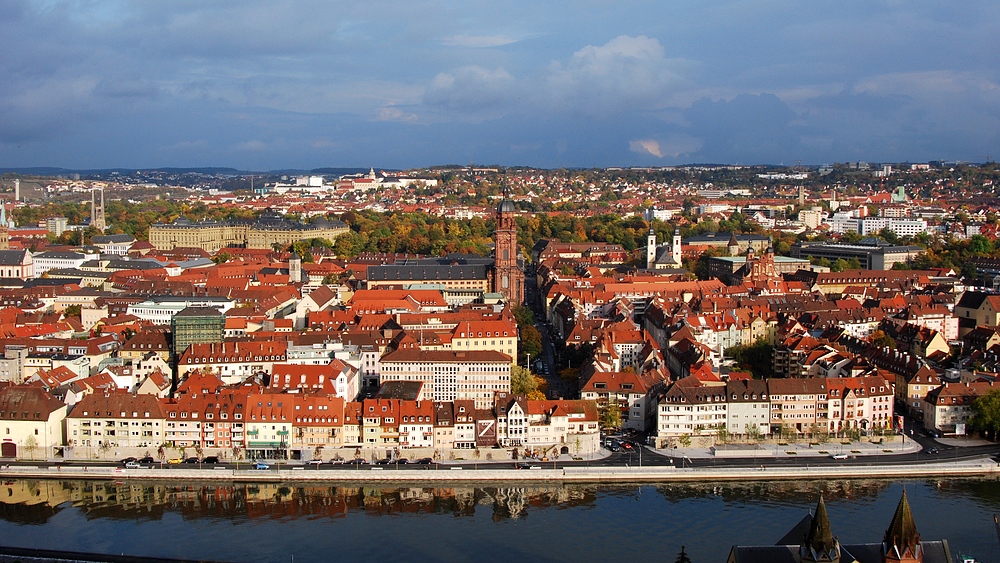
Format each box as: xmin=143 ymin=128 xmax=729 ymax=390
xmin=233 ymin=140 xmax=267 ymax=152
xmin=544 ymin=35 xmax=688 ymax=115
xmin=442 ymin=34 xmax=521 ymax=48
xmin=629 ymin=135 xmax=703 ymax=159
xmin=423 ymin=66 xmax=516 ymax=113
xmin=377 ymin=105 xmax=419 ymax=123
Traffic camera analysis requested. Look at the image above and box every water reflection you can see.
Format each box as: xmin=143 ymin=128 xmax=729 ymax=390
xmin=5 ymin=477 xmax=996 ymax=526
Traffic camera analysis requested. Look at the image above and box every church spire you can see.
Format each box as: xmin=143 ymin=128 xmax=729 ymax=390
xmin=883 ymin=490 xmax=922 ymax=562
xmin=802 ymin=494 xmax=840 ymax=562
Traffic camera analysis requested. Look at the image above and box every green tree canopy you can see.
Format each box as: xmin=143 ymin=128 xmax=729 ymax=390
xmin=510 ymin=365 xmax=538 ymax=396
xmin=970 ymin=389 xmax=1000 ymax=440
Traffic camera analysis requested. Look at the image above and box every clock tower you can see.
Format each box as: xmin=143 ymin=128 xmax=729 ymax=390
xmin=493 ymin=194 xmax=524 ymax=305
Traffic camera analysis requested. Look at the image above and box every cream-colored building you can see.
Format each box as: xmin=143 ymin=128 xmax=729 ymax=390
xmin=379 ymin=349 xmax=512 ymax=410
xmin=65 ymin=393 xmax=165 ymax=451
xmin=149 ymin=211 xmax=348 ymax=252
xmin=0 ymin=386 xmax=66 ymax=459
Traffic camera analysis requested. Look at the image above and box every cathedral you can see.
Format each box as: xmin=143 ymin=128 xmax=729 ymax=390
xmin=493 ymin=193 xmax=524 ymax=305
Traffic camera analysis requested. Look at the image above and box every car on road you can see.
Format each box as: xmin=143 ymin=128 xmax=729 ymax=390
xmin=830 ymin=453 xmax=850 ymax=460
xmin=201 ymin=456 xmax=219 ymax=464
xmin=124 ymin=461 xmax=142 ymax=469
xmin=120 ymin=457 xmax=137 ymax=465
xmin=138 ymin=456 xmax=155 ymax=464
xmin=620 ymin=442 xmax=633 ymax=451
xmin=925 ymin=447 xmax=941 ymax=455
xmin=514 ymin=462 xmax=537 ymax=470
xmin=254 ymin=462 xmax=270 ymax=470
xmin=167 ymin=457 xmax=183 ymax=464
xmin=182 ymin=457 xmax=200 ymax=464
xmin=608 ymin=443 xmax=621 ymax=452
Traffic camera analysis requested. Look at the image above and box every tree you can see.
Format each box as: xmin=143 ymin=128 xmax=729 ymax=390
xmin=598 ymin=403 xmax=622 ymax=431
xmin=715 ymin=425 xmax=729 ymax=445
xmin=725 ymin=339 xmax=774 ymax=379
xmin=63 ymin=304 xmax=82 ymax=319
xmin=510 ymin=365 xmax=538 ymax=396
xmin=971 ymin=389 xmax=1000 ymax=440
xmin=678 ymin=434 xmax=692 ymax=448
xmin=23 ymin=435 xmax=38 ymax=460
xmin=869 ymin=330 xmax=895 ymax=349
xmin=519 ymin=325 xmax=543 ymax=365
xmin=675 ymin=546 xmax=692 ymax=563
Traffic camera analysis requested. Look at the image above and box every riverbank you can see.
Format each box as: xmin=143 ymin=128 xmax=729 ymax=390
xmin=2 ymin=456 xmax=996 ymax=484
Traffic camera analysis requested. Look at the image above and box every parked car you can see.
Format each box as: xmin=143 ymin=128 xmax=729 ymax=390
xmin=201 ymin=456 xmax=219 ymax=464
xmin=416 ymin=458 xmax=434 ymax=464
xmin=124 ymin=461 xmax=142 ymax=469
xmin=254 ymin=462 xmax=270 ymax=470
xmin=167 ymin=458 xmax=183 ymax=465
xmin=344 ymin=458 xmax=368 ymax=465
xmin=514 ymin=462 xmax=537 ymax=470
xmin=183 ymin=457 xmax=200 ymax=464
xmin=120 ymin=457 xmax=137 ymax=465
xmin=395 ymin=458 xmax=409 ymax=464
xmin=328 ymin=458 xmax=345 ymax=465
xmin=376 ymin=458 xmax=393 ymax=465
xmin=138 ymin=456 xmax=155 ymax=464
xmin=305 ymin=459 xmax=324 ymax=465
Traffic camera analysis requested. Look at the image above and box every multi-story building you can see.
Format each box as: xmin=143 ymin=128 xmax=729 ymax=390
xmin=767 ymin=378 xmax=829 ymax=435
xmin=65 ymin=393 xmax=165 ymax=451
xmin=924 ymin=381 xmax=996 ymax=435
xmin=244 ymin=394 xmax=294 ymax=459
xmin=378 ymin=349 xmax=511 ymax=410
xmin=127 ymin=296 xmax=234 ymax=325
xmin=171 ymin=306 xmax=225 ymax=357
xmin=725 ymin=379 xmax=770 ymax=437
xmin=790 ymin=240 xmax=925 ymax=270
xmin=291 ymin=395 xmax=345 ymax=457
xmin=148 ymin=211 xmax=349 ymax=252
xmin=398 ymin=400 xmax=435 ymax=449
xmin=177 ymin=341 xmax=288 ymax=385
xmin=32 ymin=251 xmax=98 ymax=277
xmin=0 ymin=385 xmax=66 ymax=459
xmin=656 ymin=380 xmax=728 ymax=444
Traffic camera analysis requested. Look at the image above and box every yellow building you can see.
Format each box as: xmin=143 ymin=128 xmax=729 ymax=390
xmin=149 ymin=211 xmax=348 ymax=252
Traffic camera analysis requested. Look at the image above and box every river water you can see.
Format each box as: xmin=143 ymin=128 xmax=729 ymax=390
xmin=0 ymin=477 xmax=997 ymax=562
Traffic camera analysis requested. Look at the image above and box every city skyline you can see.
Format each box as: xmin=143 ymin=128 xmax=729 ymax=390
xmin=1 ymin=2 xmax=998 ymax=169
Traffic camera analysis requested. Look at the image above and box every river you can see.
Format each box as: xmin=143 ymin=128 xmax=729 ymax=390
xmin=0 ymin=477 xmax=997 ymax=562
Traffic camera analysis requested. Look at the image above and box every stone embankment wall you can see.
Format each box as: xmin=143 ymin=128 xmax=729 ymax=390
xmin=2 ymin=458 xmax=996 ymax=484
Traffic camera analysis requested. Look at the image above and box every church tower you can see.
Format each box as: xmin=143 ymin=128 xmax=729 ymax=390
xmin=0 ymin=204 xmax=9 ymax=250
xmin=91 ymin=187 xmax=106 ymax=231
xmin=671 ymin=226 xmax=682 ymax=265
xmin=646 ymin=228 xmax=657 ymax=270
xmin=289 ymin=252 xmax=302 ymax=284
xmin=493 ymin=192 xmax=524 ymax=305
xmin=882 ymin=491 xmax=923 ymax=563
xmin=801 ymin=494 xmax=841 ymax=563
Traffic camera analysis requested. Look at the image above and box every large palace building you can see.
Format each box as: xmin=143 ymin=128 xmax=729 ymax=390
xmin=149 ymin=210 xmax=349 ymax=252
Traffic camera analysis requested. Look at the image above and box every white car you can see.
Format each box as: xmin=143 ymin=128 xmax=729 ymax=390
xmin=830 ymin=453 xmax=849 ymax=460
xmin=124 ymin=461 xmax=142 ymax=468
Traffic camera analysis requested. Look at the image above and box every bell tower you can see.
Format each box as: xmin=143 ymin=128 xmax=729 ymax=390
xmin=493 ymin=189 xmax=524 ymax=305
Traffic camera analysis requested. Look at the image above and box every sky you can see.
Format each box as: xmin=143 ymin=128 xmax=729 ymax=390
xmin=1 ymin=1 xmax=999 ymax=170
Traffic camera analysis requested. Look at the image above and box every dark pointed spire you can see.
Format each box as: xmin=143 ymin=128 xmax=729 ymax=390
xmin=807 ymin=494 xmax=836 ymax=554
xmin=801 ymin=494 xmax=839 ymax=562
xmin=883 ymin=490 xmax=921 ymax=560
